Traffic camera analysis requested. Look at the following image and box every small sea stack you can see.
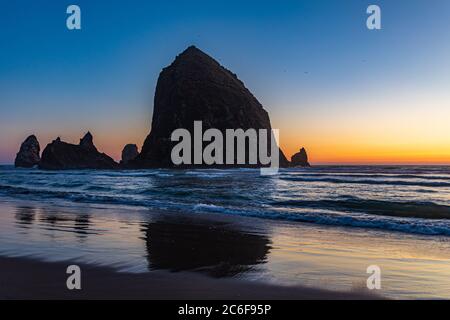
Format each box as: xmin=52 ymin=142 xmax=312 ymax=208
xmin=14 ymin=135 xmax=41 ymax=168
xmin=39 ymin=132 xmax=119 ymax=170
xmin=291 ymin=147 xmax=310 ymax=167
xmin=121 ymin=144 xmax=139 ymax=165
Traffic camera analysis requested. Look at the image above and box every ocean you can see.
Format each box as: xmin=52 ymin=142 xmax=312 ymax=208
xmin=1 ymin=165 xmax=450 ymax=235
xmin=1 ymin=165 xmax=450 ymax=298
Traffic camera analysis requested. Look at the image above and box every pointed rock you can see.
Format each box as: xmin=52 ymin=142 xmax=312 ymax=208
xmin=15 ymin=135 xmax=40 ymax=168
xmin=79 ymin=132 xmax=97 ymax=152
xmin=121 ymin=144 xmax=139 ymax=165
xmin=39 ymin=133 xmax=118 ymax=170
xmin=132 ymin=46 xmax=289 ymax=168
xmin=291 ymin=147 xmax=310 ymax=167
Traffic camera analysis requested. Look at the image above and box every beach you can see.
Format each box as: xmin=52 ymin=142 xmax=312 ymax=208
xmin=1 ymin=166 xmax=450 ymax=299
xmin=0 ymin=256 xmax=377 ymax=300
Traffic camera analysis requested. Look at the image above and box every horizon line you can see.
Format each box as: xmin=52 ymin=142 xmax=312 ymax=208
xmin=1 ymin=162 xmax=449 ymax=167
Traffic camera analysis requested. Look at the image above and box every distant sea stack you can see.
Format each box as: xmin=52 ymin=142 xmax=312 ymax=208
xmin=121 ymin=144 xmax=139 ymax=165
xmin=132 ymin=46 xmax=289 ymax=168
xmin=291 ymin=147 xmax=310 ymax=167
xmin=39 ymin=132 xmax=118 ymax=170
xmin=15 ymin=135 xmax=40 ymax=168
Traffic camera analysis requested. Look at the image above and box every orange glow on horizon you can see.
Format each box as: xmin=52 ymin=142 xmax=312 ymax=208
xmin=6 ymin=132 xmax=450 ymax=166
xmin=281 ymin=141 xmax=450 ymax=165
xmin=4 ymin=109 xmax=450 ymax=166
xmin=273 ymin=97 xmax=450 ymax=165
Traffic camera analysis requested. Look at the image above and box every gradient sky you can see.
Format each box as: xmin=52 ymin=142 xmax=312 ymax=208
xmin=1 ymin=0 xmax=450 ymax=164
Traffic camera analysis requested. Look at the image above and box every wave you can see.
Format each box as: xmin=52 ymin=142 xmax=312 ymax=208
xmin=268 ymin=210 xmax=450 ymax=236
xmin=0 ymin=184 xmax=138 ymax=206
xmin=271 ymin=197 xmax=450 ymax=219
xmin=191 ymin=201 xmax=450 ymax=236
xmin=296 ymin=165 xmax=450 ymax=175
xmin=83 ymin=185 xmax=113 ymax=191
xmin=194 ymin=203 xmax=226 ymax=212
xmin=50 ymin=182 xmax=86 ymax=188
xmin=284 ymin=172 xmax=450 ymax=181
xmin=280 ymin=176 xmax=450 ymax=188
xmin=2 ymin=183 xmax=450 ymax=221
xmin=2 ymin=165 xmax=450 ymax=237
xmin=2 ymin=183 xmax=450 ymax=236
xmin=185 ymin=171 xmax=231 ymax=178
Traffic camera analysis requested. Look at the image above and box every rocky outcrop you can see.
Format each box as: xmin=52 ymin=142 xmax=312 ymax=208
xmin=131 ymin=46 xmax=289 ymax=168
xmin=290 ymin=147 xmax=310 ymax=167
xmin=121 ymin=144 xmax=139 ymax=165
xmin=39 ymin=132 xmax=118 ymax=170
xmin=15 ymin=135 xmax=41 ymax=168
xmin=79 ymin=132 xmax=97 ymax=151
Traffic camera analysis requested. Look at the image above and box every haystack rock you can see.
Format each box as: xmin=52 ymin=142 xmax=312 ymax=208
xmin=121 ymin=144 xmax=139 ymax=165
xmin=15 ymin=135 xmax=41 ymax=168
xmin=291 ymin=147 xmax=310 ymax=167
xmin=39 ymin=132 xmax=118 ymax=170
xmin=131 ymin=46 xmax=289 ymax=168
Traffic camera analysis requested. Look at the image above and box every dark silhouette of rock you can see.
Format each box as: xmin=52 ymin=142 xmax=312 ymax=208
xmin=131 ymin=45 xmax=289 ymax=168
xmin=79 ymin=132 xmax=97 ymax=151
xmin=15 ymin=135 xmax=40 ymax=168
xmin=291 ymin=147 xmax=310 ymax=167
xmin=121 ymin=144 xmax=139 ymax=165
xmin=39 ymin=132 xmax=119 ymax=170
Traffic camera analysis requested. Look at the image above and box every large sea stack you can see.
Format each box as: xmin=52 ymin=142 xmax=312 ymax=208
xmin=39 ymin=132 xmax=118 ymax=170
xmin=131 ymin=46 xmax=289 ymax=168
xmin=15 ymin=135 xmax=40 ymax=168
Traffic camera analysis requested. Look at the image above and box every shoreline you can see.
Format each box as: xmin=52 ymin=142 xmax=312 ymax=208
xmin=0 ymin=256 xmax=380 ymax=300
xmin=1 ymin=184 xmax=449 ymax=299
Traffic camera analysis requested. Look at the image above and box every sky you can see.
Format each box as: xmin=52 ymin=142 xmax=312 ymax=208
xmin=1 ymin=0 xmax=450 ymax=164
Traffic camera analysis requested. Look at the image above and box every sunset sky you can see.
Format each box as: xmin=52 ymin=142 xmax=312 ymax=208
xmin=1 ymin=0 xmax=450 ymax=164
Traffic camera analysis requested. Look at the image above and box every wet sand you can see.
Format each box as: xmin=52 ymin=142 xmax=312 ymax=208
xmin=1 ymin=198 xmax=449 ymax=299
xmin=0 ymin=256 xmax=378 ymax=300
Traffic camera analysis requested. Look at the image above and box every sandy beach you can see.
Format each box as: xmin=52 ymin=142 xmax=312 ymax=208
xmin=0 ymin=256 xmax=378 ymax=300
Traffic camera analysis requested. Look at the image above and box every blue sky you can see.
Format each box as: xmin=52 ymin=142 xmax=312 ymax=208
xmin=1 ymin=0 xmax=450 ymax=164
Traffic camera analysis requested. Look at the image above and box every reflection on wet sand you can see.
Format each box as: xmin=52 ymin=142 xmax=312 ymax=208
xmin=39 ymin=208 xmax=92 ymax=240
xmin=14 ymin=206 xmax=36 ymax=228
xmin=142 ymin=216 xmax=271 ymax=277
xmin=2 ymin=199 xmax=450 ymax=298
xmin=10 ymin=202 xmax=270 ymax=277
xmin=74 ymin=214 xmax=91 ymax=237
xmin=13 ymin=205 xmax=92 ymax=240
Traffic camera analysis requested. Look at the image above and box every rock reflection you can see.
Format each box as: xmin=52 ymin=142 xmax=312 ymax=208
xmin=14 ymin=206 xmax=36 ymax=228
xmin=39 ymin=207 xmax=92 ymax=240
xmin=12 ymin=205 xmax=93 ymax=240
xmin=73 ymin=214 xmax=91 ymax=238
xmin=39 ymin=208 xmax=71 ymax=226
xmin=142 ymin=216 xmax=271 ymax=277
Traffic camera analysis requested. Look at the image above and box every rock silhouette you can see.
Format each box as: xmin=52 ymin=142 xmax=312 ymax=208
xmin=15 ymin=135 xmax=40 ymax=168
xmin=132 ymin=46 xmax=289 ymax=168
xmin=291 ymin=147 xmax=310 ymax=167
xmin=79 ymin=132 xmax=97 ymax=151
xmin=39 ymin=132 xmax=118 ymax=170
xmin=121 ymin=144 xmax=139 ymax=165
